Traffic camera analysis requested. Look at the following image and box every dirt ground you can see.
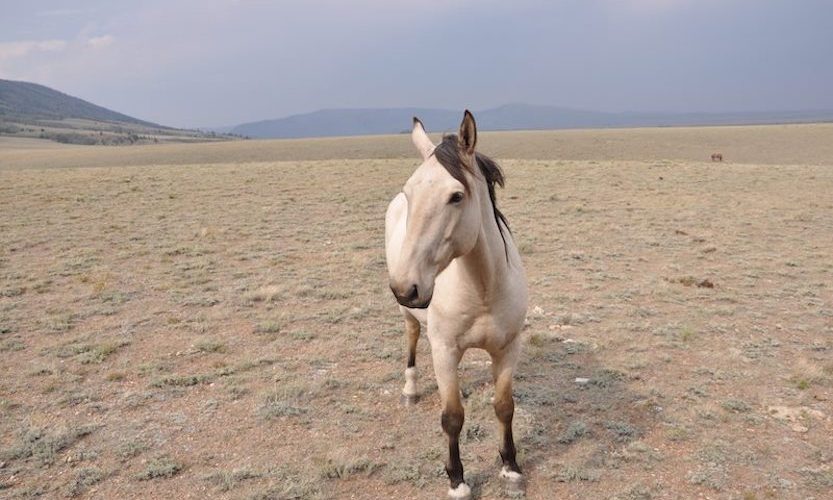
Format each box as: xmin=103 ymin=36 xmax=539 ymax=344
xmin=1 ymin=124 xmax=832 ymax=499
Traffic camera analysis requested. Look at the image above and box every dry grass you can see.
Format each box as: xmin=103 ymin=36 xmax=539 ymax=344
xmin=0 ymin=124 xmax=832 ymax=498
xmin=2 ymin=122 xmax=833 ymax=170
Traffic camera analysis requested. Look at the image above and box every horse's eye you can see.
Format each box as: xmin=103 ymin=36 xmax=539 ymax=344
xmin=449 ymin=191 xmax=464 ymax=204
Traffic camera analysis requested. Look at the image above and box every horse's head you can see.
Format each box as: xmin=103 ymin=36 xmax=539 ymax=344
xmin=389 ymin=111 xmax=485 ymax=309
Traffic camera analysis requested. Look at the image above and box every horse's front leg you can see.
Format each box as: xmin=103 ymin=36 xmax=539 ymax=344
xmin=491 ymin=339 xmax=524 ymax=491
xmin=431 ymin=345 xmax=469 ymax=499
xmin=401 ymin=311 xmax=420 ymax=405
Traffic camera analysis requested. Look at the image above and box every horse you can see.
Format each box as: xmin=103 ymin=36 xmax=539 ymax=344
xmin=711 ymin=152 xmax=723 ymax=162
xmin=385 ymin=110 xmax=528 ymax=499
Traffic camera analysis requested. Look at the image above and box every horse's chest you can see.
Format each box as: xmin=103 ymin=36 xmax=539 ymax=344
xmin=465 ymin=313 xmax=520 ymax=350
xmin=427 ymin=308 xmax=520 ymax=352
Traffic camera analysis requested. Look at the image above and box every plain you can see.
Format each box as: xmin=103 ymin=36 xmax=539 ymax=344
xmin=1 ymin=123 xmax=832 ymax=499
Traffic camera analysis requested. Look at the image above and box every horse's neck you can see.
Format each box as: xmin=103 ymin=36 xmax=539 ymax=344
xmin=454 ymin=182 xmax=508 ymax=296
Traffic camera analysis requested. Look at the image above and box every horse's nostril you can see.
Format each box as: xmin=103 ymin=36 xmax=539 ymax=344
xmin=406 ymin=284 xmax=419 ymax=302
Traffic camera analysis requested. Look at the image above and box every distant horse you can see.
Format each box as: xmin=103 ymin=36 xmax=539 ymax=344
xmin=711 ymin=153 xmax=723 ymax=162
xmin=385 ymin=111 xmax=528 ymax=499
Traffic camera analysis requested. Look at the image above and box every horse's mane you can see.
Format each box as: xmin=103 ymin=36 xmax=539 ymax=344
xmin=432 ymin=135 xmax=510 ymax=260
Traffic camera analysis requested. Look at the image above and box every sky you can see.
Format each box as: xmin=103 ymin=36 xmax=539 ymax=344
xmin=1 ymin=0 xmax=832 ymax=128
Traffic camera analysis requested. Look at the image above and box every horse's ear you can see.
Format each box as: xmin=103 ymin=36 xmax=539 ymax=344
xmin=412 ymin=117 xmax=434 ymax=160
xmin=459 ymin=110 xmax=477 ymax=155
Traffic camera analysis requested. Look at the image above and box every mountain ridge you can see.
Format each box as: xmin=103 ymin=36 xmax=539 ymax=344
xmin=0 ymin=79 xmax=234 ymax=145
xmin=229 ymin=104 xmax=833 ymax=139
xmin=0 ymin=78 xmax=161 ymax=127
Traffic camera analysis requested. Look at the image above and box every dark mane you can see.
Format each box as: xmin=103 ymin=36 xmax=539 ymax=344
xmin=432 ymin=135 xmax=511 ymax=260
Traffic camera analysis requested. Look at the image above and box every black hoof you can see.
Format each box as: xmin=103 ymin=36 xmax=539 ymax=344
xmin=400 ymin=393 xmax=418 ymax=405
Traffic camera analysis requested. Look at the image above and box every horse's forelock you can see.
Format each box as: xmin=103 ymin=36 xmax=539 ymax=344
xmin=431 ymin=135 xmax=511 ymax=260
xmin=432 ymin=135 xmax=471 ymax=192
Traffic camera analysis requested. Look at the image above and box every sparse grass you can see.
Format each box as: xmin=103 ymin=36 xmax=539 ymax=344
xmin=665 ymin=425 xmax=691 ymax=442
xmin=605 ymin=421 xmax=639 ymax=442
xmin=204 ymin=468 xmax=262 ymax=492
xmin=558 ymin=421 xmax=588 ymax=444
xmin=44 ymin=311 xmax=76 ymax=332
xmin=679 ymin=326 xmax=695 ymax=342
xmin=799 ymin=466 xmax=833 ymax=488
xmin=28 ymin=366 xmax=53 ymax=377
xmin=687 ymin=462 xmax=728 ymax=490
xmin=554 ymin=465 xmax=601 ymax=482
xmin=0 ymin=338 xmax=25 ymax=352
xmin=194 ymin=339 xmax=226 ymax=353
xmin=563 ymin=340 xmax=589 ymax=355
xmin=589 ymin=368 xmax=625 ymax=388
xmin=0 ymin=425 xmax=98 ymax=466
xmin=67 ymin=467 xmax=104 ymax=497
xmin=255 ymin=321 xmax=281 ymax=335
xmin=138 ymin=360 xmax=174 ymax=376
xmin=152 ymin=373 xmax=213 ymax=387
xmin=244 ymin=285 xmax=284 ymax=304
xmin=789 ymin=359 xmax=828 ymax=390
xmin=721 ymin=399 xmax=752 ymax=413
xmin=248 ymin=474 xmax=324 ymax=500
xmin=226 ymin=382 xmax=250 ymax=400
xmin=76 ymin=341 xmax=129 ymax=364
xmin=136 ymin=457 xmax=184 ymax=480
xmin=1 ymin=286 xmax=26 ymax=297
xmin=117 ymin=440 xmax=148 ymax=460
xmin=382 ymin=460 xmax=427 ymax=486
xmin=292 ymin=330 xmax=315 ymax=341
xmin=98 ymin=290 xmax=132 ymax=305
xmin=319 ymin=454 xmax=380 ymax=479
xmin=260 ymin=390 xmax=308 ymax=418
xmin=464 ymin=422 xmax=488 ymax=443
xmin=612 ymin=483 xmax=659 ymax=500
xmin=2 ymin=126 xmax=833 ymax=498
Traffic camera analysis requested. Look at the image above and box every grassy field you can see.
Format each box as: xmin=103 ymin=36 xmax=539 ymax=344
xmin=0 ymin=117 xmax=234 ymax=146
xmin=1 ymin=124 xmax=832 ymax=499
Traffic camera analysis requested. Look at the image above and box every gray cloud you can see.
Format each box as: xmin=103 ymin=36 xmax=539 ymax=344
xmin=1 ymin=0 xmax=831 ymax=128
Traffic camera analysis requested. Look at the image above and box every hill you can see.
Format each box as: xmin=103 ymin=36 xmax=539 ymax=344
xmin=230 ymin=103 xmax=833 ymax=139
xmin=0 ymin=79 xmax=235 ymax=145
xmin=0 ymin=79 xmax=159 ymax=127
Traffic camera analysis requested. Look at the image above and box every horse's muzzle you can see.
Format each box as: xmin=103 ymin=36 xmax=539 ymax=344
xmin=390 ymin=282 xmax=431 ymax=309
xmin=400 ymin=297 xmax=431 ymax=309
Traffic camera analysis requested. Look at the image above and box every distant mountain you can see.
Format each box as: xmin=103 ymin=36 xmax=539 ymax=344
xmin=0 ymin=79 xmax=235 ymax=145
xmin=231 ymin=108 xmax=461 ymax=139
xmin=0 ymin=79 xmax=159 ymax=127
xmin=230 ymin=103 xmax=833 ymax=139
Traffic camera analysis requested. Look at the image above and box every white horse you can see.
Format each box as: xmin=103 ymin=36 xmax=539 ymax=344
xmin=385 ymin=111 xmax=528 ymax=499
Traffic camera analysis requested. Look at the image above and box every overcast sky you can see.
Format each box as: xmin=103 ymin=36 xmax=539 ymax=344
xmin=1 ymin=0 xmax=832 ymax=128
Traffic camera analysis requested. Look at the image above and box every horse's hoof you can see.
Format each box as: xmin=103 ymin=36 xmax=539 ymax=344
xmin=500 ymin=467 xmax=525 ymax=497
xmin=447 ymin=482 xmax=471 ymax=500
xmin=504 ymin=481 xmax=525 ymax=498
xmin=400 ymin=393 xmax=418 ymax=406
